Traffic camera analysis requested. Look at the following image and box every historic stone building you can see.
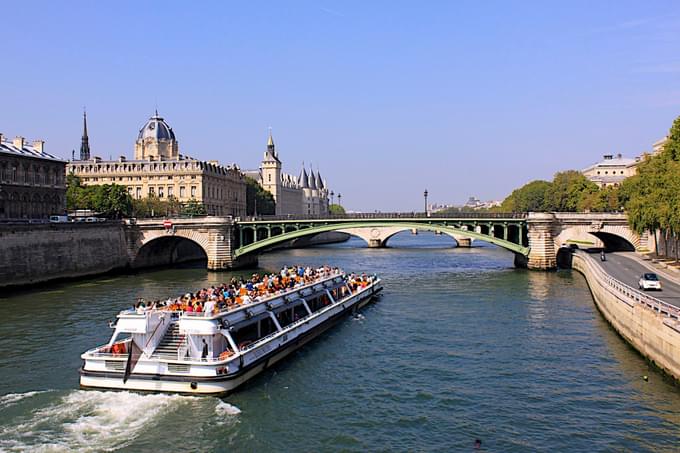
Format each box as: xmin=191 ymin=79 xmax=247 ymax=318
xmin=581 ymin=153 xmax=641 ymax=188
xmin=245 ymin=132 xmax=330 ymax=216
xmin=67 ymin=112 xmax=246 ymax=217
xmin=0 ymin=134 xmax=66 ymax=219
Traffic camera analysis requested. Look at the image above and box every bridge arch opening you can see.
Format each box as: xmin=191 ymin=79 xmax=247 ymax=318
xmin=133 ymin=236 xmax=208 ymax=269
xmin=591 ymin=231 xmax=635 ymax=252
xmin=382 ymin=229 xmax=457 ymax=248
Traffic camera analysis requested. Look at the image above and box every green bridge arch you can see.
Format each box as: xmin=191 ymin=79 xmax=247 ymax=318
xmin=234 ymin=221 xmax=529 ymax=258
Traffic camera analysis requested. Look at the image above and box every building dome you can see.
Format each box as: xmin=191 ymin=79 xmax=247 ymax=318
xmin=137 ymin=111 xmax=176 ymax=141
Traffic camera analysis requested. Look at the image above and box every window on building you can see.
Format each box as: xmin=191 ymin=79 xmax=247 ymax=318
xmin=136 ymin=187 xmax=142 ymax=198
xmin=168 ymin=186 xmax=174 ymax=197
xmin=180 ymin=186 xmax=186 ymax=198
xmin=268 ymin=174 xmax=271 ymax=182
xmin=191 ymin=186 xmax=196 ymax=197
xmin=168 ymin=176 xmax=173 ymax=180
xmin=149 ymin=187 xmax=155 ymax=196
xmin=137 ymin=176 xmax=142 ymax=181
xmin=158 ymin=187 xmax=164 ymax=198
xmin=191 ymin=175 xmax=196 ymax=180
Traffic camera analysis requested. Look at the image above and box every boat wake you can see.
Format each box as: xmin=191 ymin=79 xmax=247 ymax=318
xmin=0 ymin=390 xmax=48 ymax=409
xmin=0 ymin=390 xmax=241 ymax=452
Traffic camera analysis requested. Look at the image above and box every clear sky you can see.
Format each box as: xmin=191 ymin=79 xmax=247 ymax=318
xmin=2 ymin=1 xmax=679 ymax=211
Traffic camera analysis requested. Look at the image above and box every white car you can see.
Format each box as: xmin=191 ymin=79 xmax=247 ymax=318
xmin=638 ymin=273 xmax=662 ymax=291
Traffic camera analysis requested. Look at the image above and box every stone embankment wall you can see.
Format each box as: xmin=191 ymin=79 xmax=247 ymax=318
xmin=0 ymin=222 xmax=129 ymax=288
xmin=573 ymin=251 xmax=680 ymax=382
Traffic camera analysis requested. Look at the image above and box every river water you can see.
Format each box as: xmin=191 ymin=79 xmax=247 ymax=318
xmin=1 ymin=232 xmax=680 ymax=452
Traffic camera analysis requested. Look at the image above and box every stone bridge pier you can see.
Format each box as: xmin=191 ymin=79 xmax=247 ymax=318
xmin=126 ymin=217 xmax=257 ymax=271
xmin=524 ymin=212 xmax=646 ymax=270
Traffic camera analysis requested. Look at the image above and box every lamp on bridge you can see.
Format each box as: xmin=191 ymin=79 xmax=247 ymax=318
xmin=330 ymin=191 xmax=335 ymax=205
xmin=337 ymin=193 xmax=342 ymax=207
xmin=423 ymin=189 xmax=428 ymax=216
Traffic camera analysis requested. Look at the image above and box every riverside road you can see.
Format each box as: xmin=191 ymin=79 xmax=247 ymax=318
xmin=597 ymin=252 xmax=680 ymax=307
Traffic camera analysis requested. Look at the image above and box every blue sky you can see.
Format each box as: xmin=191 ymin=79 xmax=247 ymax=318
xmin=2 ymin=1 xmax=679 ymax=211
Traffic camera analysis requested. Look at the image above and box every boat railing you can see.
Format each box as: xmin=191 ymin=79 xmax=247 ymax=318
xmin=179 ymin=270 xmax=345 ymax=319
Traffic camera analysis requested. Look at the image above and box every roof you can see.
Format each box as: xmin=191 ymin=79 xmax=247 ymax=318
xmin=582 ymin=155 xmax=639 ymax=173
xmin=0 ymin=138 xmax=65 ymax=162
xmin=137 ymin=111 xmax=176 ymax=141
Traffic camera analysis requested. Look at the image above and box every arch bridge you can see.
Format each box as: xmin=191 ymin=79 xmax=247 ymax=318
xmin=125 ymin=212 xmax=646 ymax=271
xmin=234 ymin=213 xmax=529 ymax=258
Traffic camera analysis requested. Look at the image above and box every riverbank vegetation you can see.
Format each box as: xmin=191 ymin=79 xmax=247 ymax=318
xmin=620 ymin=116 xmax=680 ymax=257
xmin=245 ymin=176 xmax=275 ymax=216
xmin=66 ymin=174 xmax=208 ymax=218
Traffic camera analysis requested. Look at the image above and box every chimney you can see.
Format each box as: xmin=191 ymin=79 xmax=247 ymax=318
xmin=617 ymin=153 xmax=622 ymax=159
xmin=119 ymin=156 xmax=126 ymax=162
xmin=13 ymin=136 xmax=25 ymax=149
xmin=33 ymin=140 xmax=45 ymax=153
xmin=603 ymin=154 xmax=613 ymax=160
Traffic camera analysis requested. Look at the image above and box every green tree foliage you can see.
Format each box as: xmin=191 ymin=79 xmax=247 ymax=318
xmin=329 ymin=204 xmax=346 ymax=215
xmin=245 ymin=176 xmax=275 ymax=216
xmin=620 ymin=115 xmax=680 ymax=257
xmin=66 ymin=173 xmax=132 ymax=218
xmin=501 ymin=180 xmax=552 ymax=212
xmin=181 ymin=198 xmax=208 ymax=216
xmin=545 ymin=171 xmax=600 ymax=212
xmin=131 ymin=195 xmax=182 ymax=218
xmin=500 ymin=171 xmax=619 ymax=213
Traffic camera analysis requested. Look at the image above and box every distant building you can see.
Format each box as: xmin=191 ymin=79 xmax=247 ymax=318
xmin=244 ymin=131 xmax=330 ymax=216
xmin=0 ymin=134 xmax=66 ymax=219
xmin=652 ymin=136 xmax=667 ymax=156
xmin=581 ymin=153 xmax=641 ymax=188
xmin=67 ymin=112 xmax=246 ymax=217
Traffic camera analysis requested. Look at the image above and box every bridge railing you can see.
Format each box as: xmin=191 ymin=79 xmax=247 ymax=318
xmin=240 ymin=212 xmax=527 ymax=221
xmin=575 ymin=250 xmax=680 ymax=320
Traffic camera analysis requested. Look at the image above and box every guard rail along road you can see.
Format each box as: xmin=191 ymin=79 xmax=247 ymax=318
xmin=572 ymin=250 xmax=680 ymax=382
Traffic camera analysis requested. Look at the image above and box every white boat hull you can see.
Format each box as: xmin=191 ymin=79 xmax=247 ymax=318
xmin=80 ymin=281 xmax=382 ymax=394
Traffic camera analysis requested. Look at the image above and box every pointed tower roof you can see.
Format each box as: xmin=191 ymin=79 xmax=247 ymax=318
xmin=309 ymin=168 xmax=318 ymax=190
xmin=79 ymin=109 xmax=91 ymax=160
xmin=263 ymin=128 xmax=279 ymax=162
xmin=299 ymin=164 xmax=309 ymax=188
xmin=315 ymin=170 xmax=324 ymax=189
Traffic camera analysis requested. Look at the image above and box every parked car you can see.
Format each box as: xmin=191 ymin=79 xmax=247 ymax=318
xmin=49 ymin=215 xmax=69 ymax=223
xmin=638 ymin=273 xmax=662 ymax=291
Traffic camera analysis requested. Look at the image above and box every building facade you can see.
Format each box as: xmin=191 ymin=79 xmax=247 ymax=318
xmin=245 ymin=132 xmax=330 ymax=216
xmin=67 ymin=112 xmax=246 ymax=217
xmin=0 ymin=134 xmax=66 ymax=219
xmin=582 ymin=153 xmax=641 ymax=188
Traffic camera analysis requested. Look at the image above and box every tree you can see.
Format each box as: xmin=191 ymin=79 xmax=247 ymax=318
xmin=501 ymin=180 xmax=552 ymax=212
xmin=181 ymin=198 xmax=207 ymax=216
xmin=329 ymin=204 xmax=346 ymax=215
xmin=66 ymin=174 xmax=132 ymax=218
xmin=545 ymin=170 xmax=599 ymax=212
xmin=245 ymin=176 xmax=275 ymax=216
xmin=620 ymin=115 xmax=680 ymax=258
xmin=92 ymin=184 xmax=132 ymax=218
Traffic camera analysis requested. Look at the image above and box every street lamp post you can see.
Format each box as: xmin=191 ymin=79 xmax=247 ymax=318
xmin=338 ymin=193 xmax=342 ymax=207
xmin=330 ymin=190 xmax=335 ymax=205
xmin=423 ymin=189 xmax=428 ymax=216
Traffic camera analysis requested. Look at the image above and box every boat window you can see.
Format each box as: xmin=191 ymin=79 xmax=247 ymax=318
xmin=276 ymin=308 xmax=294 ymax=328
xmin=231 ymin=322 xmax=259 ymax=349
xmin=260 ymin=316 xmax=278 ymax=337
xmin=293 ymin=305 xmax=308 ymax=321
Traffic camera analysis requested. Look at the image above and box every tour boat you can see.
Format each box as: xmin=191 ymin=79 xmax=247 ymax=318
xmin=80 ymin=269 xmax=382 ymax=394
